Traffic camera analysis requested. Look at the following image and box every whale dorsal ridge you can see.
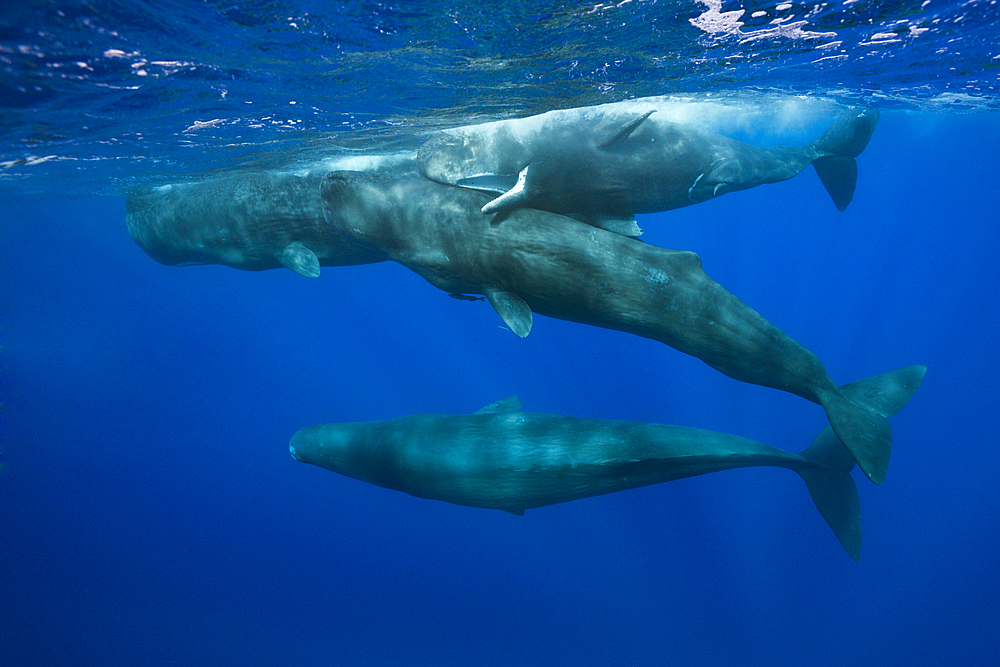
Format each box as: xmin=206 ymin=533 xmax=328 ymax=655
xmin=279 ymin=241 xmax=321 ymax=278
xmin=473 ymin=395 xmax=523 ymax=415
xmin=599 ymin=110 xmax=655 ymax=149
xmin=484 ymin=288 xmax=533 ymax=338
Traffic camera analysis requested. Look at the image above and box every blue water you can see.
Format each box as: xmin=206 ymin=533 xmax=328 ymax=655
xmin=2 ymin=2 xmax=999 ymax=666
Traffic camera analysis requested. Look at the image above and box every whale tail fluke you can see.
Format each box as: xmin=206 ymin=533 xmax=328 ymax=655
xmin=820 ymin=364 xmax=926 ymax=485
xmin=812 ymin=156 xmax=858 ymax=212
xmin=797 ymin=427 xmax=862 ymax=560
xmin=821 ymin=393 xmax=892 ymax=485
xmin=810 ymin=108 xmax=880 ymax=211
xmin=813 ymin=108 xmax=881 ymax=159
xmin=799 ymin=365 xmax=926 ymax=559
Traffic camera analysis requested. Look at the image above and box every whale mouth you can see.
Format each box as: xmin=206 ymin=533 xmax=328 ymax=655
xmin=289 ymin=443 xmax=304 ymax=462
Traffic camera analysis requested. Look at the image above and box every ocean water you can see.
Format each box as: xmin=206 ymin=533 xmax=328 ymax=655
xmin=1 ymin=2 xmax=999 ymax=666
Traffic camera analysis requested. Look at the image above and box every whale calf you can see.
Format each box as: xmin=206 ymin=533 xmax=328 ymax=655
xmin=417 ymin=103 xmax=879 ymax=235
xmin=126 ymin=169 xmax=908 ymax=484
xmin=291 ymin=366 xmax=926 ymax=561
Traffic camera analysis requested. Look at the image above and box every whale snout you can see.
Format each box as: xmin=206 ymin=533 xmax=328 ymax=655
xmin=289 ymin=426 xmax=324 ymax=464
xmin=289 ymin=424 xmax=358 ymax=474
xmin=126 ymin=188 xmax=223 ymax=267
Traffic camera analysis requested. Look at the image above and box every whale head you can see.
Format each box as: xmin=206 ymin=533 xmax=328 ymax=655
xmin=125 ymin=183 xmax=263 ymax=269
xmin=126 ymin=172 xmax=386 ymax=275
xmin=289 ymin=422 xmax=367 ymax=478
xmin=290 ymin=419 xmax=415 ymax=492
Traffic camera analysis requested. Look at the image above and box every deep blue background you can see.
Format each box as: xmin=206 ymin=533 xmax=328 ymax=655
xmin=2 ymin=111 xmax=998 ymax=666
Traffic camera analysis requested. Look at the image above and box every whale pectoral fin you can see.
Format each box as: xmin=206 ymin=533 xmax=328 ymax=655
xmin=279 ymin=241 xmax=321 ymax=278
xmin=812 ymin=156 xmax=858 ymax=212
xmin=474 ymin=395 xmax=523 ymax=415
xmin=502 ymin=508 xmax=526 ymax=516
xmin=590 ymin=215 xmax=643 ymax=237
xmin=457 ymin=173 xmax=519 ymax=195
xmin=484 ymin=288 xmax=533 ymax=338
xmin=481 ymin=166 xmax=530 ymax=215
xmin=449 ymin=293 xmax=485 ymax=302
xmin=599 ymin=110 xmax=655 ymax=149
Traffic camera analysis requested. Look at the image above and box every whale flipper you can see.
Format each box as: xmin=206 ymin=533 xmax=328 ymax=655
xmin=449 ymin=293 xmax=485 ymax=301
xmin=279 ymin=241 xmax=321 ymax=278
xmin=457 ymin=173 xmax=519 ymax=194
xmin=484 ymin=288 xmax=533 ymax=337
xmin=798 ymin=364 xmax=926 ymax=560
xmin=481 ymin=167 xmax=529 ymax=215
xmin=820 ymin=364 xmax=926 ymax=485
xmin=473 ymin=396 xmax=523 ymax=415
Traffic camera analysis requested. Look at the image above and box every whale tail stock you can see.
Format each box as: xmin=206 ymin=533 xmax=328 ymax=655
xmin=798 ymin=365 xmax=926 ymax=560
xmin=809 ymin=108 xmax=880 ymax=212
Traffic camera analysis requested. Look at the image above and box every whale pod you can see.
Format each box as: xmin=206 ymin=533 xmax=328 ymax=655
xmin=320 ymin=171 xmax=902 ymax=484
xmin=125 ymin=166 xmax=909 ymax=484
